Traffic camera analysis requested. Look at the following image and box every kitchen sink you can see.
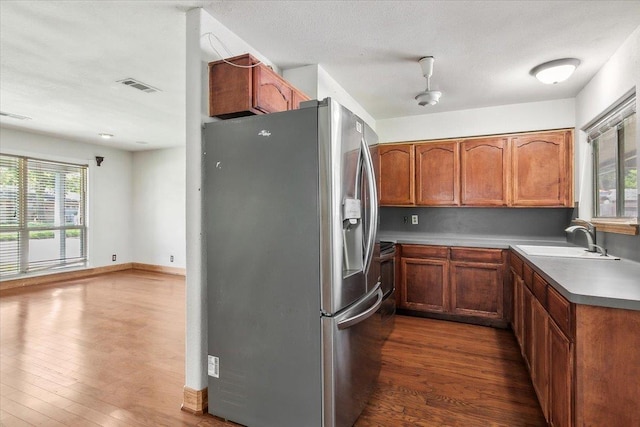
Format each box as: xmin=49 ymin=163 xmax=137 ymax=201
xmin=516 ymin=245 xmax=620 ymax=260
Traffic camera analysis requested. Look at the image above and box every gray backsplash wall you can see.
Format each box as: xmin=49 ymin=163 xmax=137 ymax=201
xmin=594 ymin=232 xmax=640 ymax=263
xmin=380 ymin=207 xmax=574 ymax=238
xmin=381 ymin=207 xmax=640 ymax=262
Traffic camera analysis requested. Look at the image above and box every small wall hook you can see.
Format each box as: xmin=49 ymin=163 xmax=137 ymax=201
xmin=96 ymin=156 xmax=104 ymax=166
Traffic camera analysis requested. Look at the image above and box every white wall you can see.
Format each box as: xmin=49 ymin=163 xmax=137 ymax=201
xmin=376 ymin=98 xmax=575 ymax=143
xmin=132 ymin=147 xmax=186 ymax=268
xmin=0 ymin=127 xmax=133 ymax=267
xmin=574 ymin=26 xmax=640 ymax=219
xmin=284 ymin=64 xmax=377 ymax=130
xmin=185 ymin=6 xmax=281 ymax=393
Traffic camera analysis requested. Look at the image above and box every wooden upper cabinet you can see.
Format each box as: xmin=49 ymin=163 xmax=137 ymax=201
xmin=376 ymin=128 xmax=573 ymax=207
xmin=460 ymin=137 xmax=509 ymax=206
xmin=415 ymin=141 xmax=460 ymax=206
xmin=291 ymin=87 xmax=310 ymax=110
xmin=379 ymin=144 xmax=415 ymax=205
xmin=511 ymin=130 xmax=573 ymax=207
xmin=209 ymin=53 xmax=308 ymax=119
xmin=253 ymin=64 xmax=293 ymax=114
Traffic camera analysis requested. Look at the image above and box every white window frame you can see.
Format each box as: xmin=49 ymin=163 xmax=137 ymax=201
xmin=0 ymin=154 xmax=88 ymax=277
xmin=584 ymin=93 xmax=638 ymax=235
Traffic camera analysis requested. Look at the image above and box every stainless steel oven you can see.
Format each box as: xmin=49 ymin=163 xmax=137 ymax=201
xmin=379 ymin=241 xmax=396 ymax=340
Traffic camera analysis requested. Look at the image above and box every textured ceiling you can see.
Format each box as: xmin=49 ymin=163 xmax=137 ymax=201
xmin=0 ymin=1 xmax=189 ymax=151
xmin=203 ymin=0 xmax=640 ymax=119
xmin=1 ymin=1 xmax=639 ymax=151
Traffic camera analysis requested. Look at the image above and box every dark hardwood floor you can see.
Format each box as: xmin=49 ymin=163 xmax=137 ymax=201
xmin=0 ymin=271 xmax=544 ymax=426
xmin=356 ymin=316 xmax=545 ymax=426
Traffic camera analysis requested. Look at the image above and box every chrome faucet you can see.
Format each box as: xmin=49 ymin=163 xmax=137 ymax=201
xmin=564 ymin=223 xmax=607 ymax=256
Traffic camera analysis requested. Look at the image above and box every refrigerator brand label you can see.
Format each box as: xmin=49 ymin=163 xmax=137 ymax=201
xmin=208 ymin=355 xmax=220 ymax=378
xmin=258 ymin=129 xmax=271 ymax=137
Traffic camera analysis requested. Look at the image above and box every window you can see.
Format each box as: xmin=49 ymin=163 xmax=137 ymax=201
xmin=588 ymin=95 xmax=637 ymax=221
xmin=0 ymin=154 xmax=87 ymax=277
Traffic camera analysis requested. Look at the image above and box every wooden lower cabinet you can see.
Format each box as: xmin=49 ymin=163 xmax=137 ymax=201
xmin=513 ymin=253 xmax=569 ymax=425
xmin=531 ymin=297 xmax=549 ymax=419
xmin=401 ymin=257 xmax=448 ymax=312
xmin=399 ymin=245 xmax=508 ymax=325
xmin=549 ymin=319 xmax=573 ymax=427
xmin=512 ymin=274 xmax=524 ymax=348
xmin=522 ymin=285 xmax=534 ymax=371
xmin=511 ymin=250 xmax=640 ymax=427
xmin=450 ymin=261 xmax=503 ymax=319
xmin=575 ymin=304 xmax=640 ymax=427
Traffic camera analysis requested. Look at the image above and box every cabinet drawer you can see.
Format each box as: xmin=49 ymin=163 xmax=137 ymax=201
xmin=532 ymin=273 xmax=548 ymax=307
xmin=509 ymin=252 xmax=523 ymax=277
xmin=450 ymin=247 xmax=503 ymax=263
xmin=522 ymin=262 xmax=534 ymax=291
xmin=400 ymin=244 xmax=448 ymax=259
xmin=547 ymin=285 xmax=574 ymax=339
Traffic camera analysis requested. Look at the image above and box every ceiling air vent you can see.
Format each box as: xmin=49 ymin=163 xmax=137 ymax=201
xmin=0 ymin=111 xmax=32 ymax=120
xmin=117 ymin=78 xmax=160 ymax=93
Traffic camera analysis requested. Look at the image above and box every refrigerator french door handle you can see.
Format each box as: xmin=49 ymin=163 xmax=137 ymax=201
xmin=337 ymin=284 xmax=383 ymax=330
xmin=354 ymin=146 xmax=363 ymax=203
xmin=360 ymin=137 xmax=378 ymax=274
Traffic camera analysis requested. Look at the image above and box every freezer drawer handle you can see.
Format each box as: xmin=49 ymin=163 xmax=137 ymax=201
xmin=337 ymin=286 xmax=384 ymax=330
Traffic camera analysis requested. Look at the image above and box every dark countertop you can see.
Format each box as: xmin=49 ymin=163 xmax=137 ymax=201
xmin=510 ymin=246 xmax=640 ymax=311
xmin=380 ymin=231 xmax=640 ymax=311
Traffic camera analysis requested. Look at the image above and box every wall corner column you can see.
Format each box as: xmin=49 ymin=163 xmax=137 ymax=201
xmin=183 ymin=6 xmax=208 ymax=411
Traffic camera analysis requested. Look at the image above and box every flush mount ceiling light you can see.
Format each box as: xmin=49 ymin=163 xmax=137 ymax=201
xmin=99 ymin=133 xmax=114 ymax=139
xmin=415 ymin=56 xmax=442 ymax=106
xmin=530 ymin=58 xmax=580 ymax=84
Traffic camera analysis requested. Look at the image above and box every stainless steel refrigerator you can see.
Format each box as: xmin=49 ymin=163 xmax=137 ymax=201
xmin=204 ymin=98 xmax=381 ymax=427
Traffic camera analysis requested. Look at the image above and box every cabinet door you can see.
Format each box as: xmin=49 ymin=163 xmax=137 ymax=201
xmin=415 ymin=141 xmax=460 ymax=205
xmin=532 ymin=297 xmax=550 ymax=420
xmin=549 ymin=320 xmax=573 ymax=427
xmin=400 ymin=257 xmax=448 ymax=312
xmin=253 ymin=64 xmax=293 ymax=114
xmin=379 ymin=144 xmax=415 ymax=205
xmin=512 ymin=273 xmax=524 ymax=349
xmin=291 ymin=87 xmax=310 ymax=110
xmin=450 ymin=261 xmax=503 ymax=319
xmin=511 ymin=130 xmax=573 ymax=206
xmin=522 ymin=285 xmax=534 ymax=370
xmin=209 ymin=54 xmax=255 ymax=117
xmin=460 ymin=137 xmax=509 ymax=206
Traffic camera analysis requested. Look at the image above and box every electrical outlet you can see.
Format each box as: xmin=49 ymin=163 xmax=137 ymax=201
xmin=112 ymin=254 xmax=117 ymax=262
xmin=411 ymin=215 xmax=418 ymax=225
xmin=170 ymin=255 xmax=174 ymax=262
xmin=403 ymin=216 xmax=408 ymax=224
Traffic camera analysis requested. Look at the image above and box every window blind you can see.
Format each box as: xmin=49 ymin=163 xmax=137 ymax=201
xmin=0 ymin=155 xmax=22 ymax=276
xmin=586 ymin=94 xmax=636 ymax=142
xmin=0 ymin=154 xmax=87 ymax=277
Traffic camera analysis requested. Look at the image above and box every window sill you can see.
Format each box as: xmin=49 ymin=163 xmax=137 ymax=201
xmin=589 ymin=218 xmax=639 ymax=236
